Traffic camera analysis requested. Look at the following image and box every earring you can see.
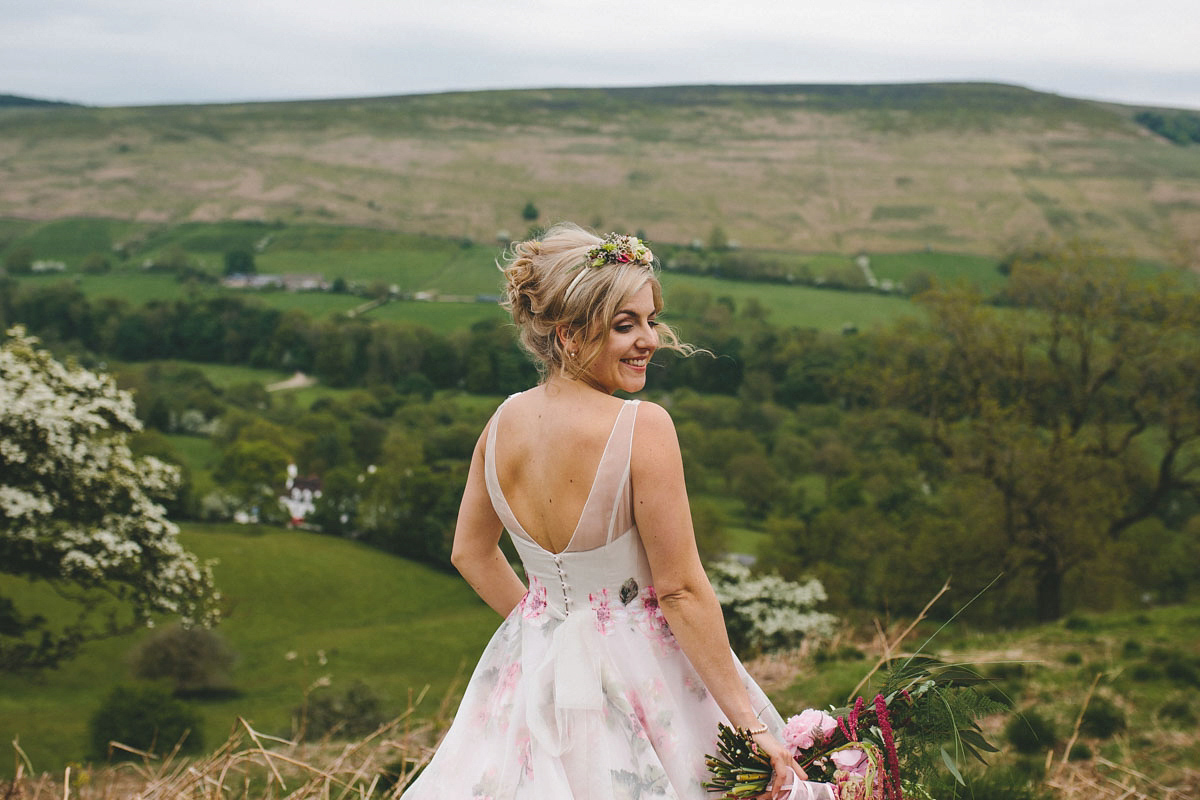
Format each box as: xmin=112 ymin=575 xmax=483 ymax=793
xmin=568 ymin=350 xmax=577 ymax=359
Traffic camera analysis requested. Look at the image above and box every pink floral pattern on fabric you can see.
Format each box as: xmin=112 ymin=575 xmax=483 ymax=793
xmin=626 ymin=689 xmax=652 ymax=742
xmin=636 ymin=586 xmax=678 ymax=651
xmin=521 ymin=575 xmax=548 ymax=626
xmin=518 ymin=734 xmax=534 ymax=781
xmin=590 ymin=588 xmax=614 ymax=634
xmin=684 ymin=674 xmax=709 ymax=701
xmin=479 ymin=662 xmax=522 ymax=730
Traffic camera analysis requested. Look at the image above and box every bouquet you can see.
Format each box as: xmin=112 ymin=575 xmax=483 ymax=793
xmin=705 ymin=656 xmax=1000 ymax=800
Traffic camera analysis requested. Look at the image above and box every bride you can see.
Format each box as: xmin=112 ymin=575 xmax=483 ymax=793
xmin=401 ymin=224 xmax=829 ymax=800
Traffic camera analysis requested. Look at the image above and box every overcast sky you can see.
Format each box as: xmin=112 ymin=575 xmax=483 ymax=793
xmin=3 ymin=0 xmax=1199 ymax=110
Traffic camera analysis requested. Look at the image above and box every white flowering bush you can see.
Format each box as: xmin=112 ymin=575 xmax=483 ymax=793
xmin=0 ymin=326 xmax=219 ymax=669
xmin=709 ymin=559 xmax=837 ymax=656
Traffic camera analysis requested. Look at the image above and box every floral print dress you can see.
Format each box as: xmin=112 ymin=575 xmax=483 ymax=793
xmin=402 ymin=397 xmax=834 ymax=800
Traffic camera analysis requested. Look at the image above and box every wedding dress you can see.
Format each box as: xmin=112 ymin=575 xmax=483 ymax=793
xmin=402 ymin=397 xmax=833 ymax=800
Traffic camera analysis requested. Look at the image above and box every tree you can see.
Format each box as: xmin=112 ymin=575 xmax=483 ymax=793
xmin=89 ymin=685 xmax=204 ymax=758
xmin=521 ymin=201 xmax=539 ymax=222
xmin=0 ymin=327 xmax=219 ymax=670
xmin=857 ymin=242 xmax=1200 ymax=620
xmin=223 ymin=248 xmax=255 ymax=276
xmin=130 ymin=623 xmax=236 ymax=694
xmin=707 ymin=224 xmax=729 ymax=252
xmin=3 ymin=245 xmax=33 ymax=275
xmin=80 ymin=251 xmax=112 ymax=274
xmin=217 ymin=438 xmax=291 ymax=516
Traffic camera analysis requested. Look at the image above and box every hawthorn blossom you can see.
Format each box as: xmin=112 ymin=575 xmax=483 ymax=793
xmin=708 ymin=560 xmax=837 ymax=654
xmin=1 ymin=327 xmax=219 ymax=667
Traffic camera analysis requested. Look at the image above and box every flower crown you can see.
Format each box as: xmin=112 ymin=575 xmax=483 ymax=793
xmin=585 ymin=232 xmax=654 ymax=268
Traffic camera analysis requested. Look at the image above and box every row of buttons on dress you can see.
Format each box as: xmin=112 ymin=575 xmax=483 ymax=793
xmin=552 ymin=553 xmax=571 ymax=613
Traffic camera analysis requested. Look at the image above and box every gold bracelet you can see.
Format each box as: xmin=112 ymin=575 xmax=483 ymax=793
xmin=743 ymin=723 xmax=768 ymax=736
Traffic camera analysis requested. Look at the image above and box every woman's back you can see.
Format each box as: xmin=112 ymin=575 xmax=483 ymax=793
xmin=491 ymin=385 xmax=633 ymax=555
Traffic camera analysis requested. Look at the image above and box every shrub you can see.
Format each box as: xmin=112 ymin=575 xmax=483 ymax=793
xmin=3 ymin=245 xmax=33 ymax=275
xmin=1080 ymin=696 xmax=1126 ymax=739
xmin=295 ymin=680 xmax=388 ymax=741
xmin=1157 ymin=698 xmax=1196 ymax=726
xmin=130 ymin=624 xmax=236 ymax=694
xmin=1068 ymin=742 xmax=1093 ymax=761
xmin=1061 ymin=651 xmax=1083 ymax=665
xmin=836 ymin=645 xmax=865 ymax=661
xmin=708 ymin=560 xmax=837 ymax=656
xmin=1121 ymin=639 xmax=1142 ymax=657
xmin=80 ymin=252 xmax=111 ymax=274
xmin=223 ymin=248 xmax=255 ymax=276
xmin=1005 ymin=709 xmax=1057 ymax=754
xmin=1164 ymin=656 xmax=1200 ymax=688
xmin=89 ymin=685 xmax=204 ymax=760
xmin=812 ymin=644 xmax=864 ymax=664
xmin=986 ymin=663 xmax=1028 ymax=681
xmin=1129 ymin=662 xmax=1162 ymax=682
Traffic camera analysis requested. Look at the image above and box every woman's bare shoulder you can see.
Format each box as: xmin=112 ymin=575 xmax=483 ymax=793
xmin=632 ymin=400 xmax=680 ymax=448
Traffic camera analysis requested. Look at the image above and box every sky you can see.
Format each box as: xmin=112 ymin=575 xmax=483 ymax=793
xmin=3 ymin=0 xmax=1200 ymax=110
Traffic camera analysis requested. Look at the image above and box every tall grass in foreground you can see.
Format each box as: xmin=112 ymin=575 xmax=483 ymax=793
xmin=5 ymin=686 xmax=459 ymax=800
xmin=6 ymin=693 xmax=1192 ymax=800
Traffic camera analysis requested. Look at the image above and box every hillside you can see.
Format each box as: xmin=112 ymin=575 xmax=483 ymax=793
xmin=2 ymin=83 xmax=1199 ymax=265
xmin=0 ymin=94 xmax=80 ymax=109
xmin=0 ymin=524 xmax=499 ymax=773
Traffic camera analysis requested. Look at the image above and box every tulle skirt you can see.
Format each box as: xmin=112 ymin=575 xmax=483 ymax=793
xmin=401 ymin=585 xmax=795 ymax=800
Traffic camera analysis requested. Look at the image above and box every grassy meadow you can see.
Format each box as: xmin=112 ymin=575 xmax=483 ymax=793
xmin=0 ymin=525 xmax=499 ymax=774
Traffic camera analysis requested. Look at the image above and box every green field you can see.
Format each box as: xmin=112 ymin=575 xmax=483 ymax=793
xmin=662 ymin=273 xmax=922 ymax=332
xmin=367 ymin=299 xmax=509 ymax=332
xmin=868 ymin=251 xmax=1004 ymax=291
xmin=6 ymin=218 xmax=943 ymax=334
xmin=0 ymin=525 xmax=499 ymax=773
xmin=11 ymin=217 xmax=1191 ymax=341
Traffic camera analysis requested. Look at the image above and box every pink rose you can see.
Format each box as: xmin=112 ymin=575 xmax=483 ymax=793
xmin=830 ymin=747 xmax=870 ymax=776
xmin=782 ymin=708 xmax=838 ymax=752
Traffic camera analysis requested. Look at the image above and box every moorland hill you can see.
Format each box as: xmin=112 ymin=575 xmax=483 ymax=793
xmin=2 ymin=83 xmax=1199 ymax=264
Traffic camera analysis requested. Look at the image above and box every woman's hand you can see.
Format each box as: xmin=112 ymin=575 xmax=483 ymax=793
xmin=751 ymin=730 xmax=808 ymax=800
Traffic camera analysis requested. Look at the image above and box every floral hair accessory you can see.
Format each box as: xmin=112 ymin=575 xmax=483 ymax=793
xmin=585 ymin=232 xmax=654 ymax=268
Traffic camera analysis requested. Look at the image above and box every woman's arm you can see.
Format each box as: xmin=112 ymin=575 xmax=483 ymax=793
xmin=450 ymin=421 xmax=527 ymax=617
xmin=632 ymin=402 xmax=806 ymax=796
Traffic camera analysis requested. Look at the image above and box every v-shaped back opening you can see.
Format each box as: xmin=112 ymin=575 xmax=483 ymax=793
xmin=485 ymin=395 xmax=639 ymax=555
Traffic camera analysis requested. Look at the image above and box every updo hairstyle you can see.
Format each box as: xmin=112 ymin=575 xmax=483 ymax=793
xmin=500 ymin=223 xmax=690 ymax=381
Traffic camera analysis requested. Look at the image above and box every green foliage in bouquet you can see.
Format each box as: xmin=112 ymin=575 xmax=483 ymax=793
xmin=707 ymin=582 xmax=1007 ymax=799
xmin=706 ymin=656 xmax=1002 ymax=799
xmin=847 ymin=656 xmax=1005 ymax=787
xmin=705 ymin=723 xmax=773 ymax=798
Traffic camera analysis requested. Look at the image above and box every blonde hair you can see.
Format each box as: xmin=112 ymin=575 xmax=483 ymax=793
xmin=500 ymin=222 xmax=691 ymax=382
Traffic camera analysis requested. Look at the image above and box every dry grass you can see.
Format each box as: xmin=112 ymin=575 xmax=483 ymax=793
xmin=1046 ymin=758 xmax=1200 ymax=800
xmin=1 ymin=683 xmax=468 ymax=800
xmin=4 ymin=714 xmax=443 ymax=800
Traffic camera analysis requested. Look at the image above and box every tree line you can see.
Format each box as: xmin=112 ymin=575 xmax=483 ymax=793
xmin=3 ymin=241 xmax=1198 ymax=623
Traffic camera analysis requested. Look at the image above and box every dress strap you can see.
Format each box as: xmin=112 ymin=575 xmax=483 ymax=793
xmin=484 ymin=395 xmax=533 ymax=543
